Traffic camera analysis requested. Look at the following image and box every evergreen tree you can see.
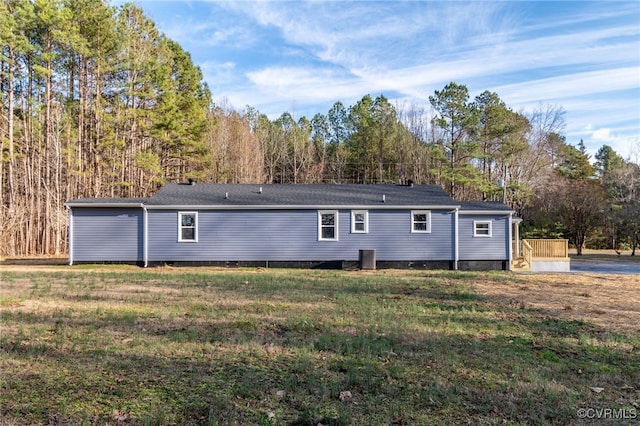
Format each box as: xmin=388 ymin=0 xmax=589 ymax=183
xmin=556 ymin=139 xmax=595 ymax=180
xmin=429 ymin=82 xmax=481 ymax=199
xmin=326 ymin=101 xmax=349 ymax=182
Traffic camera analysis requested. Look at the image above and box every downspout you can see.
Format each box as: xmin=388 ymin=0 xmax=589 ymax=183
xmin=454 ymin=208 xmax=459 ymax=270
xmin=143 ymin=206 xmax=148 ymax=267
xmin=508 ymin=212 xmax=513 ymax=271
xmin=68 ymin=207 xmax=73 ymax=266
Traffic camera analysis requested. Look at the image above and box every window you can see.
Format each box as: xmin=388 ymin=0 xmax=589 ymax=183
xmin=178 ymin=212 xmax=198 ymax=242
xmin=351 ymin=210 xmax=368 ymax=233
xmin=319 ymin=211 xmax=339 ymax=241
xmin=474 ymin=220 xmax=492 ymax=237
xmin=411 ymin=210 xmax=431 ymax=233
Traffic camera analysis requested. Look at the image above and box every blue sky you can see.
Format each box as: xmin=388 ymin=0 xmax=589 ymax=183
xmin=121 ymin=0 xmax=639 ymax=161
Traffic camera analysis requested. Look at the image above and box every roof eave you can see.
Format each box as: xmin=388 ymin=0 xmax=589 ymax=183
xmin=65 ymin=202 xmax=146 ymax=208
xmin=144 ymin=204 xmax=462 ymax=210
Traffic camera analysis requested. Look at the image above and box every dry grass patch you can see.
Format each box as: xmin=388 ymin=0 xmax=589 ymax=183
xmin=1 ymin=266 xmax=638 ymax=425
xmin=472 ymin=272 xmax=639 ymax=337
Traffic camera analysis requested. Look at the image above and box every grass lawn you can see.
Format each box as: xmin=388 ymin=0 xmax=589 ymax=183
xmin=0 ymin=266 xmax=638 ymax=425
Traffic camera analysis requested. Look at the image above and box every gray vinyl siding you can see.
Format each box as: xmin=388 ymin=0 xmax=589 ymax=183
xmin=71 ymin=208 xmax=143 ymax=262
xmin=458 ymin=215 xmax=509 ymax=260
xmin=147 ymin=209 xmax=454 ymax=262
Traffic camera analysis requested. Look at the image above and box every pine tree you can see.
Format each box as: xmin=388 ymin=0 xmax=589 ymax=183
xmin=429 ymin=82 xmax=481 ymax=199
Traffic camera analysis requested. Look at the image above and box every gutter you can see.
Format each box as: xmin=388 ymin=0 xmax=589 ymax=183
xmin=64 ymin=202 xmax=146 ymax=208
xmin=143 ymin=204 xmax=463 ymax=211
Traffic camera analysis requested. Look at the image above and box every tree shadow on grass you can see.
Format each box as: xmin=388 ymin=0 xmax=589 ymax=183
xmin=2 ymin=295 xmax=638 ymax=425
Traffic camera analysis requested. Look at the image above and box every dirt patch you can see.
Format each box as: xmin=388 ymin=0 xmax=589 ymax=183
xmin=473 ymin=272 xmax=639 ymax=336
xmin=0 ymin=263 xmax=138 ymax=274
xmin=0 ymin=255 xmax=68 ymax=265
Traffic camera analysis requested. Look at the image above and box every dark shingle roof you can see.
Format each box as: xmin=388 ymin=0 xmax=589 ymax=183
xmin=459 ymin=201 xmax=512 ymax=211
xmin=144 ymin=183 xmax=458 ymax=208
xmin=65 ymin=197 xmax=148 ymax=206
xmin=66 ymin=184 xmax=513 ymax=212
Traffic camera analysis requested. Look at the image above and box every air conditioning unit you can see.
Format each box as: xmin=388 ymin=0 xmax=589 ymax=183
xmin=359 ymin=249 xmax=376 ymax=270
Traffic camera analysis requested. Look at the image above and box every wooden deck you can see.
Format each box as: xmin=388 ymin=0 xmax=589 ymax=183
xmin=513 ymin=239 xmax=569 ymax=271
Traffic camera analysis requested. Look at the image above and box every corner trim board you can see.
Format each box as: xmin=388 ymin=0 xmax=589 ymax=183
xmin=143 ymin=207 xmax=148 ymax=267
xmin=68 ymin=207 xmax=74 ymax=266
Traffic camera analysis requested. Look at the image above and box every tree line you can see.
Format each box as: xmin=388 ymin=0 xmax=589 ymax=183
xmin=2 ymin=0 xmax=638 ymax=256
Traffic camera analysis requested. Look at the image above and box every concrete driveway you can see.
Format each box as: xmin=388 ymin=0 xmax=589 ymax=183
xmin=570 ymin=255 xmax=640 ymax=275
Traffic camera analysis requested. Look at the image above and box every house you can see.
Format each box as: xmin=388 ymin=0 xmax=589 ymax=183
xmin=65 ymin=182 xmax=519 ymax=270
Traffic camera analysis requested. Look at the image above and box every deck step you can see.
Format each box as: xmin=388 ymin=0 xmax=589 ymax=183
xmin=512 ymin=257 xmax=530 ymax=271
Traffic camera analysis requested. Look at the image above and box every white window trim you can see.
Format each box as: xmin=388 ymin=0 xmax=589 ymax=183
xmin=411 ymin=210 xmax=431 ymax=233
xmin=351 ymin=210 xmax=369 ymax=234
xmin=318 ymin=210 xmax=339 ymax=241
xmin=178 ymin=211 xmax=198 ymax=242
xmin=473 ymin=220 xmax=492 ymax=237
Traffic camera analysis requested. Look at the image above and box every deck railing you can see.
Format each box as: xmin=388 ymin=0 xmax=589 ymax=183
xmin=523 ymin=239 xmax=568 ymax=258
xmin=521 ymin=239 xmax=533 ymax=267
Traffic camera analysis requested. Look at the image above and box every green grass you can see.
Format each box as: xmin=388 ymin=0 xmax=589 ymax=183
xmin=0 ymin=268 xmax=638 ymax=425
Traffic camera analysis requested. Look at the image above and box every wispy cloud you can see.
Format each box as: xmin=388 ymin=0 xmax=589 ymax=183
xmin=125 ymin=0 xmax=639 ymax=158
xmin=494 ymin=67 xmax=639 ymax=105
